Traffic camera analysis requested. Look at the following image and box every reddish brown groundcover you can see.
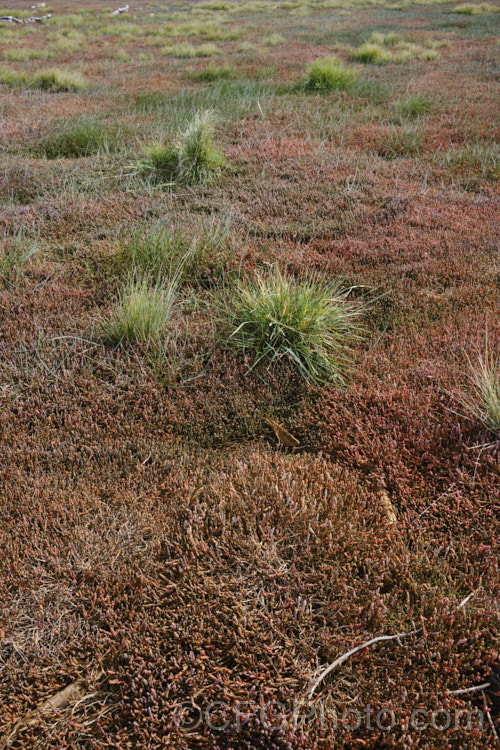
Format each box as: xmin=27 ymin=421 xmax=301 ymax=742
xmin=0 ymin=0 xmax=499 ymax=747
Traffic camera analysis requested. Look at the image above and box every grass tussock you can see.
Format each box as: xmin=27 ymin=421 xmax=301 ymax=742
xmin=34 ymin=117 xmax=122 ymax=159
xmin=304 ymin=56 xmax=359 ymax=91
xmin=188 ymin=63 xmax=236 ymax=82
xmin=136 ymin=110 xmax=225 ymax=185
xmin=0 ymin=67 xmax=87 ymax=92
xmin=459 ymin=348 xmax=500 ymax=435
xmin=0 ymin=237 xmax=38 ymax=284
xmin=221 ymin=267 xmax=362 ymax=383
xmin=116 ymin=217 xmax=233 ymax=284
xmin=351 ymin=33 xmax=438 ymax=64
xmin=394 ymin=92 xmax=433 ymax=118
xmin=453 ymin=2 xmax=498 ymax=13
xmin=101 ymin=275 xmax=178 ymax=348
xmin=378 ymin=126 xmax=423 ymax=158
xmin=161 ymin=42 xmax=218 ymax=58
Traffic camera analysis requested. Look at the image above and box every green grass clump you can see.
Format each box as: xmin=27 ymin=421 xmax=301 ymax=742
xmin=162 ymin=43 xmax=218 ymax=58
xmin=378 ymin=126 xmax=423 ymax=158
xmin=0 ymin=67 xmax=86 ymax=92
xmin=351 ymin=33 xmax=438 ymax=64
xmin=136 ymin=143 xmax=179 ymax=184
xmin=442 ymin=142 xmax=500 ymax=179
xmin=459 ymin=349 xmax=500 ymax=434
xmin=101 ymin=275 xmax=177 ymax=347
xmin=304 ymin=56 xmax=359 ymax=92
xmin=188 ymin=63 xmax=236 ymax=82
xmin=0 ymin=238 xmax=37 ymax=284
xmin=221 ymin=267 xmax=361 ymax=383
xmin=1 ymin=47 xmax=52 ymax=62
xmin=35 ymin=117 xmax=121 ymax=158
xmin=453 ymin=2 xmax=498 ymax=13
xmin=137 ymin=110 xmax=225 ymax=185
xmin=30 ymin=68 xmax=87 ymax=92
xmin=394 ymin=92 xmax=433 ymax=118
xmin=351 ymin=43 xmax=394 ymax=64
xmin=117 ymin=217 xmax=232 ymax=284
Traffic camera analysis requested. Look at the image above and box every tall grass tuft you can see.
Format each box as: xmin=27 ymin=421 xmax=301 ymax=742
xmin=137 ymin=110 xmax=225 ymax=185
xmin=101 ymin=274 xmax=177 ymax=347
xmin=304 ymin=56 xmax=358 ymax=92
xmin=221 ymin=267 xmax=361 ymax=383
xmin=459 ymin=348 xmax=500 ymax=435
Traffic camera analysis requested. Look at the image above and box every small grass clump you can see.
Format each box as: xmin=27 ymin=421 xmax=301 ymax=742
xmin=162 ymin=43 xmax=218 ymax=58
xmin=101 ymin=275 xmax=177 ymax=347
xmin=34 ymin=117 xmax=121 ymax=159
xmin=137 ymin=110 xmax=225 ymax=186
xmin=221 ymin=267 xmax=361 ymax=383
xmin=188 ymin=63 xmax=236 ymax=82
xmin=351 ymin=43 xmax=394 ymax=64
xmin=378 ymin=126 xmax=423 ymax=158
xmin=0 ymin=237 xmax=37 ymax=284
xmin=453 ymin=3 xmax=498 ymax=13
xmin=351 ymin=33 xmax=438 ymax=64
xmin=30 ymin=68 xmax=87 ymax=92
xmin=1 ymin=47 xmax=52 ymax=62
xmin=117 ymin=217 xmax=233 ymax=284
xmin=442 ymin=142 xmax=500 ymax=179
xmin=394 ymin=92 xmax=433 ymax=118
xmin=304 ymin=56 xmax=359 ymax=92
xmin=0 ymin=67 xmax=86 ymax=92
xmin=459 ymin=349 xmax=500 ymax=435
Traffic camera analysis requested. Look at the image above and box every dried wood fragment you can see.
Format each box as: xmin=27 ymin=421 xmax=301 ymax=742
xmin=1 ymin=680 xmax=86 ymax=748
xmin=379 ymin=488 xmax=397 ymax=525
xmin=307 ymin=630 xmax=418 ymax=699
xmin=263 ymin=417 xmax=300 ymax=448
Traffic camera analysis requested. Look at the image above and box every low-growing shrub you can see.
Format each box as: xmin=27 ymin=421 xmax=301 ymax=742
xmin=220 ymin=267 xmax=362 ymax=383
xmin=101 ymin=274 xmax=177 ymax=347
xmin=304 ymin=56 xmax=359 ymax=92
xmin=136 ymin=110 xmax=225 ymax=185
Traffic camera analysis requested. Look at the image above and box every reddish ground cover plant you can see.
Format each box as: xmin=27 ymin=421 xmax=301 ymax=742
xmin=0 ymin=0 xmax=499 ymax=747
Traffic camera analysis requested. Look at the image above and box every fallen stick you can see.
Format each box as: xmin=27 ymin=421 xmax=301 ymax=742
xmin=447 ymin=682 xmax=491 ymax=696
xmin=1 ymin=680 xmax=86 ymax=749
xmin=307 ymin=630 xmax=419 ymax=699
xmin=482 ymin=689 xmax=500 ymax=744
